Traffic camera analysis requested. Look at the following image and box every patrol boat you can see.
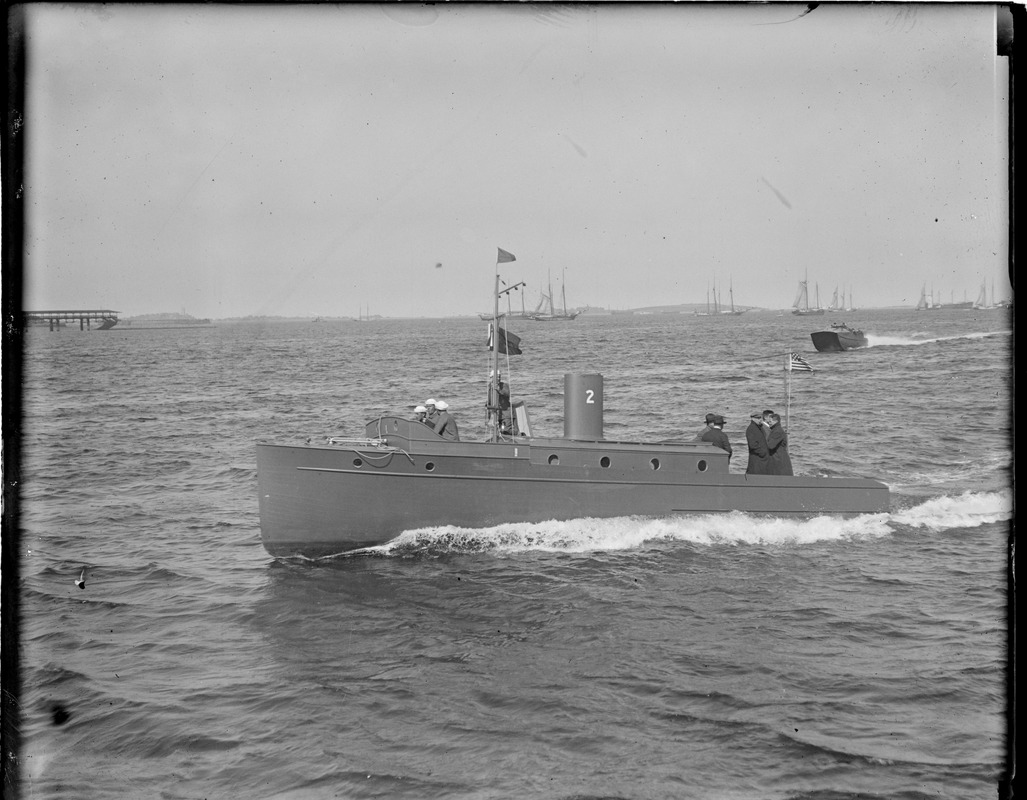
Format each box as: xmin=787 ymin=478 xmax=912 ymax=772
xmin=810 ymin=322 xmax=868 ymax=352
xmin=255 ymin=252 xmax=890 ymax=559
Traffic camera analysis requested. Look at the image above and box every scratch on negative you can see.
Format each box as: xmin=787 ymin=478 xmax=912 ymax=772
xmin=760 ymin=176 xmax=792 ymax=209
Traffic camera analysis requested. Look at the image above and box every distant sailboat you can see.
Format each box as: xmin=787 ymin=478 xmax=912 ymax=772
xmin=972 ymin=280 xmax=991 ymax=310
xmin=792 ymin=272 xmax=825 ymax=316
xmin=529 ymin=270 xmax=579 ymax=321
xmin=971 ymin=279 xmax=1006 ymax=310
xmin=916 ymin=283 xmax=941 ymax=311
xmin=694 ymin=282 xmax=712 ymax=316
xmin=843 ymin=286 xmax=854 ymax=312
xmin=722 ymin=278 xmax=744 ymax=315
xmin=695 ymin=278 xmax=744 ymax=316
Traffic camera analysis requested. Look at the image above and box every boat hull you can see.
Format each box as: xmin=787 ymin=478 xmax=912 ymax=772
xmin=256 ymin=419 xmax=890 ymax=558
xmin=810 ymin=329 xmax=868 ymax=352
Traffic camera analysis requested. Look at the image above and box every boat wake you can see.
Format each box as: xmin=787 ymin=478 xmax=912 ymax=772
xmin=888 ymin=489 xmax=1011 ymax=531
xmin=343 ymin=490 xmax=1011 ymax=557
xmin=865 ymin=331 xmax=1009 ymax=348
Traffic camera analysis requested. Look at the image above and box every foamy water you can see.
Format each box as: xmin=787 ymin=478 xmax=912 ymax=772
xmin=353 ymin=490 xmax=1012 ymax=557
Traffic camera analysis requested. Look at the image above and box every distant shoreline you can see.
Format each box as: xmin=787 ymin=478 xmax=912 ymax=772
xmin=202 ymin=305 xmax=973 ymax=323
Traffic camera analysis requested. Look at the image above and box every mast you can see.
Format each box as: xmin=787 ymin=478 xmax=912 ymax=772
xmin=490 ymin=267 xmax=501 ymax=440
xmin=489 ymin=248 xmax=524 ymax=440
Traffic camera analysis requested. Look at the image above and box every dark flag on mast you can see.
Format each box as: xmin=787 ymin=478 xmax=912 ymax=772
xmin=487 ymin=323 xmax=522 ymax=355
xmin=497 ymin=248 xmax=516 ymax=263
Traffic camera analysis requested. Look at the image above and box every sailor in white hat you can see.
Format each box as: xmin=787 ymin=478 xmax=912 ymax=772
xmin=431 ymin=400 xmax=459 ymax=440
xmin=413 ymin=404 xmax=428 ymax=424
xmin=424 ymin=398 xmax=438 ymax=426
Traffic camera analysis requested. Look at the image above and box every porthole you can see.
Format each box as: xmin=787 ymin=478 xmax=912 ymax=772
xmin=548 ymin=454 xmax=560 ymax=465
xmin=600 ymin=456 xmax=611 ymax=468
xmin=353 ymin=458 xmax=363 ymax=468
xmin=425 ymin=461 xmax=436 ymax=471
xmin=650 ymin=458 xmax=660 ymax=470
xmin=697 ymin=459 xmax=708 ymax=472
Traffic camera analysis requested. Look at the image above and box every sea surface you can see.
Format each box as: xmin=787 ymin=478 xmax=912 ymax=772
xmin=10 ymin=307 xmax=1014 ymax=799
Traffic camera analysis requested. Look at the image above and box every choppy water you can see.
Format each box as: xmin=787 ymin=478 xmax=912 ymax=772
xmin=10 ymin=307 xmax=1013 ymax=799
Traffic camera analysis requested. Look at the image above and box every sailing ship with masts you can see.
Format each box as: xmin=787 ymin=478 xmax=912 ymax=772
xmin=719 ymin=278 xmax=744 ymax=315
xmin=529 ymin=270 xmax=579 ymax=321
xmin=972 ymin=279 xmax=1010 ymax=310
xmin=915 ymin=284 xmax=941 ymax=311
xmin=791 ymin=272 xmax=825 ymax=316
xmin=695 ymin=278 xmax=745 ymax=316
xmin=972 ymin=280 xmax=990 ymax=310
xmin=355 ymin=303 xmax=383 ymax=322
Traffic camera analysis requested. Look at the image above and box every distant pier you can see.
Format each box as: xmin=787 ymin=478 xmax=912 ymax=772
xmin=25 ymin=309 xmax=120 ymax=331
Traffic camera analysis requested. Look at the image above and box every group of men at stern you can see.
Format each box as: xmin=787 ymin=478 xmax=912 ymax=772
xmin=413 ymin=398 xmax=459 ymax=440
xmin=695 ymin=410 xmax=792 ymax=476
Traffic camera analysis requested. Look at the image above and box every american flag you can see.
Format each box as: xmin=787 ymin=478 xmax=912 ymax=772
xmin=788 ymin=352 xmax=815 ymax=372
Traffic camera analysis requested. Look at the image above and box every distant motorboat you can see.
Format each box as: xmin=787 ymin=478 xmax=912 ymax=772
xmin=811 ymin=322 xmax=868 ymax=352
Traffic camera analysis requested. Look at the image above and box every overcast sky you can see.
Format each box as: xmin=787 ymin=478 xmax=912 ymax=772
xmin=20 ymin=3 xmax=1011 ymax=318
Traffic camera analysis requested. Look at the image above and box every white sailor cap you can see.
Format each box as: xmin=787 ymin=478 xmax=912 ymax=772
xmin=434 ymin=400 xmax=449 ymax=411
xmin=414 ymin=405 xmax=427 ymax=413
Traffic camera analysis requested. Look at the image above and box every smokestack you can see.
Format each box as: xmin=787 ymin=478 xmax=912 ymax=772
xmin=564 ymin=373 xmax=604 ymax=440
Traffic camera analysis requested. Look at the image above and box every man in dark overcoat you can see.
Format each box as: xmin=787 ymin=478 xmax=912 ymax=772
xmin=745 ymin=411 xmax=769 ymax=474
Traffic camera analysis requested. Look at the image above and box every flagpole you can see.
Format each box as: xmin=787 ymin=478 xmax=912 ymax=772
xmin=784 ymin=353 xmax=791 ymax=431
xmin=490 ymin=263 xmax=501 ymax=442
